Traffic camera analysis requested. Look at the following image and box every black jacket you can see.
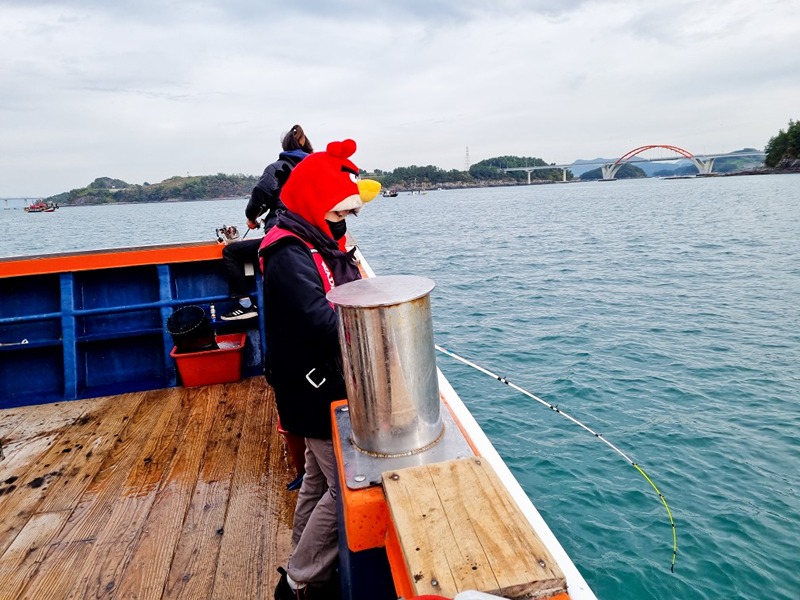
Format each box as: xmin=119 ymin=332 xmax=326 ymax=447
xmin=261 ymin=237 xmax=353 ymax=439
xmin=245 ymin=149 xmax=308 ymax=224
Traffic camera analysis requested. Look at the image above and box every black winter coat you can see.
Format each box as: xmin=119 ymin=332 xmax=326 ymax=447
xmin=261 ymin=239 xmax=350 ymax=439
xmin=245 ymin=150 xmax=308 ymax=223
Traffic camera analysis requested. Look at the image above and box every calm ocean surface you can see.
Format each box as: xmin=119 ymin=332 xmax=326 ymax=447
xmin=2 ymin=175 xmax=799 ymax=599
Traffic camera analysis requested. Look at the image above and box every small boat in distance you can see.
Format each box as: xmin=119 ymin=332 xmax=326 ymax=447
xmin=382 ymin=189 xmax=398 ymax=197
xmin=24 ymin=200 xmax=59 ymax=213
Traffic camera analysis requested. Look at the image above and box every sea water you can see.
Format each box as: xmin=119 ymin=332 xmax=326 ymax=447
xmin=2 ymin=174 xmax=799 ymax=600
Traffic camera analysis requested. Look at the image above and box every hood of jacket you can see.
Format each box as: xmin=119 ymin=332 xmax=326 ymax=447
xmin=277 ymin=149 xmax=309 ymax=165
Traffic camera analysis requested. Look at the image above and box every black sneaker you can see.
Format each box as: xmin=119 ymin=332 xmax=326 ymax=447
xmin=220 ymin=305 xmax=258 ymax=321
xmin=308 ymin=576 xmax=341 ymax=600
xmin=274 ymin=567 xmax=309 ymax=600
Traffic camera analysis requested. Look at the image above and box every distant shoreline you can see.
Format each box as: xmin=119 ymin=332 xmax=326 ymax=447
xmin=3 ymin=167 xmax=797 ymax=206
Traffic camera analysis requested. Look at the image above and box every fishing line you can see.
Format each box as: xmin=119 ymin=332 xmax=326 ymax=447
xmin=435 ymin=343 xmax=678 ymax=572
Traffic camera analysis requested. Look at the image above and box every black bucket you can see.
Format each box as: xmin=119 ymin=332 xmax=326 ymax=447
xmin=167 ymin=305 xmax=218 ymax=354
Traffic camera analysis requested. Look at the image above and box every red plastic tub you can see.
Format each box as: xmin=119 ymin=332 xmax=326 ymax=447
xmin=170 ymin=333 xmax=246 ymax=387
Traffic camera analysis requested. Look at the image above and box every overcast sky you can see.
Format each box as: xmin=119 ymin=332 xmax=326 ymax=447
xmin=2 ymin=0 xmax=798 ymax=197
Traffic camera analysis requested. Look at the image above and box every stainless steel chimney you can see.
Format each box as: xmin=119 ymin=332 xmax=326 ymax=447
xmin=327 ymin=275 xmax=443 ymax=457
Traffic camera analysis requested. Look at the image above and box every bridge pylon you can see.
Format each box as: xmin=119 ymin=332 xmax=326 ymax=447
xmin=601 ymin=164 xmax=620 ymax=180
xmin=691 ymin=157 xmax=715 ymax=174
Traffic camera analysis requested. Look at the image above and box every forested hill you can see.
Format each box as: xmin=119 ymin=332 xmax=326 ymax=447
xmin=47 ymin=174 xmax=257 ymax=205
xmin=46 ymin=159 xmax=560 ymax=206
xmin=45 ymin=142 xmax=785 ymax=205
xmin=45 ymin=156 xmax=571 ymax=205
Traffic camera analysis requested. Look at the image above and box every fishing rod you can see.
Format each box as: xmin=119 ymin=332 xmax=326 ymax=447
xmin=242 ymin=208 xmax=271 ymax=240
xmin=434 ymin=343 xmax=678 ymax=573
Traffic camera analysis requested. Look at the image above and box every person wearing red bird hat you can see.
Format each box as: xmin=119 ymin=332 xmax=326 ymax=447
xmin=258 ymin=139 xmax=380 ymax=600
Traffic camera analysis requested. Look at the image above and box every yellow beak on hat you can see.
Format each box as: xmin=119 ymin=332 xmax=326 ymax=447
xmin=357 ymin=178 xmax=381 ymax=203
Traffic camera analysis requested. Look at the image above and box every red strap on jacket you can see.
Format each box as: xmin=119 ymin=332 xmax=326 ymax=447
xmin=259 ymin=227 xmax=335 ymax=295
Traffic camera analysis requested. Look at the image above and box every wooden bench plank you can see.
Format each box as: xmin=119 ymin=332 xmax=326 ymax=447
xmin=161 ymin=383 xmax=247 ymax=599
xmin=0 ymin=510 xmax=71 ymax=599
xmin=63 ymin=387 xmax=185 ymax=599
xmin=0 ymin=406 xmax=35 ymax=441
xmin=18 ymin=390 xmax=169 ymax=599
xmin=0 ymin=393 xmax=145 ymax=555
xmin=211 ymin=378 xmax=291 ymax=599
xmin=0 ymin=433 xmax=59 ymax=490
xmin=0 ymin=399 xmax=94 ymax=449
xmin=112 ymin=386 xmax=221 ymax=600
xmin=0 ymin=399 xmax=97 ymax=512
xmin=0 ymin=378 xmax=296 ymax=600
xmin=35 ymin=393 xmax=154 ymax=513
xmin=383 ymin=457 xmax=567 ymax=600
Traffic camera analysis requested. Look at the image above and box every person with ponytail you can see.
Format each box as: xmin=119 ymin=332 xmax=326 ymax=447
xmin=220 ymin=125 xmax=314 ymax=321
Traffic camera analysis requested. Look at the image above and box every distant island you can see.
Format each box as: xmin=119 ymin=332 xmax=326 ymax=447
xmin=45 ymin=174 xmax=259 ymax=206
xmin=45 ymin=122 xmax=798 ymax=206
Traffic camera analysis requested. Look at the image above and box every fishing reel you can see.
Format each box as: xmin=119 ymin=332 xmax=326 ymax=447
xmin=215 ymin=224 xmax=240 ymax=244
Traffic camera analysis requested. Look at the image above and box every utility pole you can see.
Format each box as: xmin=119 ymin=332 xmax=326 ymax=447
xmin=465 ymin=146 xmax=470 ymax=172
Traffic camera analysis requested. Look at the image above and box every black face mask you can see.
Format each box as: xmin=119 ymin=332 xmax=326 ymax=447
xmin=326 ymin=219 xmax=347 ymax=240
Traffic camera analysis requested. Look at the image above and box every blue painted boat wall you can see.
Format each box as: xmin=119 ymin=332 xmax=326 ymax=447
xmin=0 ymin=255 xmax=265 ymax=408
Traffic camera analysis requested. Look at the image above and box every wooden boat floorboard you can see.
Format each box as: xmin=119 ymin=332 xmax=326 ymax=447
xmin=383 ymin=457 xmax=567 ymax=600
xmin=0 ymin=377 xmax=295 ymax=600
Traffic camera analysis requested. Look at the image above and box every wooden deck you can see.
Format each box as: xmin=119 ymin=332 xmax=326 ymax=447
xmin=0 ymin=377 xmax=296 ymax=600
xmin=383 ymin=458 xmax=567 ymax=599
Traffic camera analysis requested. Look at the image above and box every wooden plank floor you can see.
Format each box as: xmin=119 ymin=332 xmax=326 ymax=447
xmin=383 ymin=458 xmax=567 ymax=600
xmin=0 ymin=377 xmax=296 ymax=600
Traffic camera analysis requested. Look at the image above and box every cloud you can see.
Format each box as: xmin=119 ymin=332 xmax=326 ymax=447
xmin=1 ymin=0 xmax=798 ymax=196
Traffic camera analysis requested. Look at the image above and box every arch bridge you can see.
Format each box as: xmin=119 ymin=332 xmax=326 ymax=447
xmin=601 ymin=144 xmax=714 ymax=179
xmin=503 ymin=145 xmax=765 ymax=182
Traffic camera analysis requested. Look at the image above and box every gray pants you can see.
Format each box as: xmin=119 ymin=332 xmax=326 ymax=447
xmin=287 ymin=437 xmax=339 ymax=584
